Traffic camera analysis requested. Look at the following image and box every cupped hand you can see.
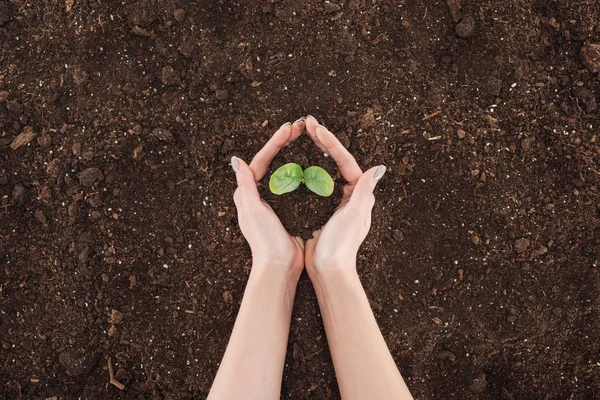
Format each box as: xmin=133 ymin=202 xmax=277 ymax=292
xmin=232 ymin=120 xmax=306 ymax=280
xmin=303 ymin=115 xmax=386 ymax=280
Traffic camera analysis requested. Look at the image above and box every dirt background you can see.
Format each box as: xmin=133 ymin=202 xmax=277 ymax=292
xmin=1 ymin=0 xmax=600 ymax=398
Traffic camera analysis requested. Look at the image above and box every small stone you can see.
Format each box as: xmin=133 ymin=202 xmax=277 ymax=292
xmin=78 ymin=167 xmax=104 ymax=187
xmin=323 ymin=1 xmax=341 ymax=13
xmin=37 ymin=133 xmax=52 ymax=148
xmin=457 ymin=129 xmax=466 ymax=139
xmin=580 ymin=42 xmax=600 ymax=74
xmin=47 ymin=158 xmax=62 ymax=178
xmin=548 ymin=17 xmax=561 ymax=31
xmin=514 ymin=238 xmax=531 ymax=253
xmin=161 ymin=65 xmax=181 ymax=86
xmin=151 ymin=128 xmax=174 ymax=142
xmin=531 ymin=246 xmax=548 ymax=258
xmin=78 ymin=247 xmax=90 ymax=265
xmin=132 ymin=145 xmax=144 ymax=160
xmin=88 ymin=194 xmax=103 ymax=208
xmin=131 ymin=25 xmax=153 ymax=37
xmin=222 ymin=291 xmax=233 ymax=304
xmin=574 ymin=87 xmax=597 ymax=113
xmin=360 ymin=108 xmax=375 ymax=129
xmin=437 ymin=350 xmax=457 ymax=362
xmin=470 ymin=373 xmax=487 ymax=394
xmin=215 ymin=89 xmax=229 ymax=100
xmin=107 ymin=325 xmax=117 ymax=337
xmin=10 ymin=126 xmax=36 ymax=150
xmin=393 ymin=229 xmax=404 ymax=241
xmin=447 ymin=0 xmax=462 ymax=23
xmin=59 ymin=350 xmax=101 ymax=376
xmin=109 ymin=309 xmax=124 ymax=324
xmin=348 ymin=0 xmax=360 ymax=10
xmin=34 ymin=209 xmax=47 ymax=225
xmin=455 ymin=15 xmax=475 ymax=38
xmin=173 ymin=8 xmax=186 ymax=22
xmin=12 ymin=184 xmax=25 ymax=201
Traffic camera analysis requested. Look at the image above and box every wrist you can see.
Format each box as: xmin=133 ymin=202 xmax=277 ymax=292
xmin=308 ymin=262 xmax=361 ymax=293
xmin=249 ymin=260 xmax=301 ymax=289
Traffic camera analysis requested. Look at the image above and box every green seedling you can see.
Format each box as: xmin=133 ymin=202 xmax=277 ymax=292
xmin=269 ymin=163 xmax=334 ymax=197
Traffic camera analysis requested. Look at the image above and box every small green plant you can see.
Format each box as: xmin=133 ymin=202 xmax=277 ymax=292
xmin=269 ymin=163 xmax=334 ymax=197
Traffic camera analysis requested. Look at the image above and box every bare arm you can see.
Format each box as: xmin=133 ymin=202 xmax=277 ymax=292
xmin=208 ymin=266 xmax=299 ymax=399
xmin=208 ymin=121 xmax=305 ymax=399
xmin=312 ymin=269 xmax=412 ymax=399
xmin=304 ymin=115 xmax=413 ymax=399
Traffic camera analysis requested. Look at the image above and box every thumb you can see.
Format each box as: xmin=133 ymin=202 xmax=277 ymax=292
xmin=347 ymin=165 xmax=386 ymax=211
xmin=232 ymin=156 xmax=260 ymax=207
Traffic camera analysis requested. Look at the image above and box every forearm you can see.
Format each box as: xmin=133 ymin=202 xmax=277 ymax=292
xmin=208 ymin=264 xmax=298 ymax=400
xmin=312 ymin=268 xmax=413 ymax=400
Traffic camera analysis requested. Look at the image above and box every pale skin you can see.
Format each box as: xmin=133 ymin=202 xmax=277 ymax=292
xmin=208 ymin=116 xmax=414 ymax=400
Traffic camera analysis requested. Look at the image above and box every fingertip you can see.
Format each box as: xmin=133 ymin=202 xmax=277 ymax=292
xmin=233 ymin=157 xmax=254 ymax=181
xmin=232 ymin=156 xmax=252 ymax=172
xmin=315 ymin=123 xmax=328 ymax=137
xmin=234 ymin=156 xmax=249 ymax=169
xmin=374 ymin=165 xmax=386 ymax=181
xmin=231 ymin=156 xmax=240 ymax=173
xmin=305 ymin=115 xmax=319 ymax=133
xmin=288 ymin=118 xmax=305 ymax=145
xmin=276 ymin=122 xmax=293 ymax=144
xmin=363 ymin=165 xmax=385 ymax=189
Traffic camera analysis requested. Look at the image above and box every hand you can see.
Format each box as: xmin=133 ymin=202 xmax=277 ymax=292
xmin=232 ymin=120 xmax=306 ymax=281
xmin=304 ymin=115 xmax=386 ymax=280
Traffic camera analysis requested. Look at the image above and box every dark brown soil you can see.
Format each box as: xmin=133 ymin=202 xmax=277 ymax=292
xmin=1 ymin=0 xmax=599 ymax=399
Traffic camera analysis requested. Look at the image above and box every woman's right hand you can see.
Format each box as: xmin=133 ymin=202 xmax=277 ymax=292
xmin=232 ymin=120 xmax=306 ymax=282
xmin=303 ymin=116 xmax=386 ymax=281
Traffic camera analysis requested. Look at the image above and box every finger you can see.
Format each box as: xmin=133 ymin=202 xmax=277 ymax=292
xmin=232 ymin=156 xmax=261 ymax=208
xmin=305 ymin=115 xmax=327 ymax=152
xmin=314 ymin=124 xmax=363 ymax=184
xmin=347 ymin=165 xmax=386 ymax=211
xmin=249 ymin=122 xmax=293 ymax=181
xmin=287 ymin=117 xmax=306 ymax=145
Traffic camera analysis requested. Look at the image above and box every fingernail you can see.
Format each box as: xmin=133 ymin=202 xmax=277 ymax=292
xmin=374 ymin=165 xmax=386 ymax=181
xmin=279 ymin=122 xmax=291 ymax=130
xmin=231 ymin=156 xmax=240 ymax=173
xmin=316 ymin=124 xmax=329 ymax=136
xmin=293 ymin=117 xmax=305 ymax=125
xmin=306 ymin=115 xmax=316 ymax=122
